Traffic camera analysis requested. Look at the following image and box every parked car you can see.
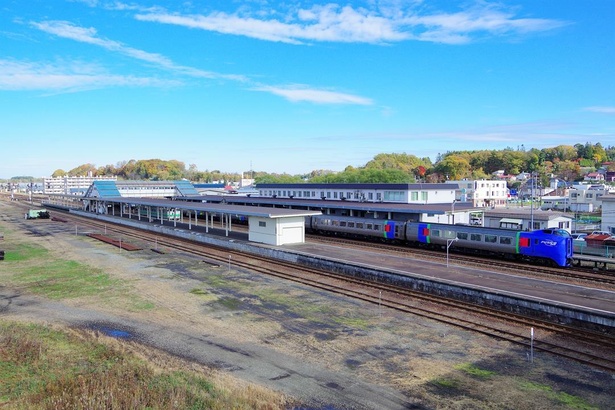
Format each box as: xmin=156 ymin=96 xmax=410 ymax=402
xmin=571 ymin=233 xmax=588 ymax=241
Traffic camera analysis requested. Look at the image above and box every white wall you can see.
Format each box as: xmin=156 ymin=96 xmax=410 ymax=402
xmin=248 ymin=216 xmax=306 ymax=245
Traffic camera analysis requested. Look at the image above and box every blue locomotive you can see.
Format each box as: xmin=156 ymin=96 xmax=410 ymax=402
xmin=308 ymin=215 xmax=573 ymax=267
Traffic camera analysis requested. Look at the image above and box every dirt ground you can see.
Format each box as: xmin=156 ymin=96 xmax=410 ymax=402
xmin=1 ymin=202 xmax=614 ymax=409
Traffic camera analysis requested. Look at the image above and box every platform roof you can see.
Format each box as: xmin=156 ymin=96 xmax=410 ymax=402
xmin=94 ymin=197 xmax=321 ymax=219
xmin=179 ymin=195 xmax=476 ymax=215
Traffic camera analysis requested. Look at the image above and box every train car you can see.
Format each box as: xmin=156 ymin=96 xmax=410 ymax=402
xmin=139 ymin=207 xmax=180 ymax=221
xmin=406 ymin=222 xmax=573 ymax=267
xmin=309 ymin=215 xmax=402 ymax=241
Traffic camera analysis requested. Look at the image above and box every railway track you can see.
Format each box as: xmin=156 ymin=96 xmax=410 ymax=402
xmin=310 ymin=234 xmax=615 ymax=286
xmin=7 ymin=203 xmax=614 ymax=373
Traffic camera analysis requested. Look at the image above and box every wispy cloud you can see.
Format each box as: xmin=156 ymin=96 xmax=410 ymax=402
xmin=31 ymin=20 xmax=246 ymax=81
xmin=135 ymin=3 xmax=569 ymax=45
xmin=0 ymin=58 xmax=177 ymax=92
xmin=253 ymin=84 xmax=373 ymax=105
xmin=29 ymin=20 xmax=372 ymax=104
xmin=583 ymin=106 xmax=615 ymax=114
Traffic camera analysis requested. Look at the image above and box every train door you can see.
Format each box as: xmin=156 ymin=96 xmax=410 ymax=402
xmin=383 ymin=221 xmax=396 ymax=239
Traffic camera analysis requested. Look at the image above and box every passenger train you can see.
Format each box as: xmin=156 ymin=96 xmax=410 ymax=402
xmin=308 ymin=215 xmax=574 ymax=268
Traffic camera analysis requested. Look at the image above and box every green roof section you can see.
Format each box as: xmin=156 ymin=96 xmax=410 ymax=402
xmin=173 ymin=180 xmax=200 ymax=196
xmin=88 ymin=180 xmax=121 ymax=198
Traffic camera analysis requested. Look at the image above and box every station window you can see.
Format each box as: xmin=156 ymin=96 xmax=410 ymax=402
xmin=259 ymin=221 xmax=266 ymax=227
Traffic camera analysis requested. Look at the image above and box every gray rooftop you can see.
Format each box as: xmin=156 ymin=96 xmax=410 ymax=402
xmin=96 ymin=197 xmax=321 ymax=218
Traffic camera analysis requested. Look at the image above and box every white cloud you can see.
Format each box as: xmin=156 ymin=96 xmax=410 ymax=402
xmin=253 ymin=85 xmax=373 ymax=105
xmin=135 ymin=3 xmax=568 ymax=45
xmin=583 ymin=106 xmax=615 ymax=114
xmin=0 ymin=59 xmax=177 ymax=91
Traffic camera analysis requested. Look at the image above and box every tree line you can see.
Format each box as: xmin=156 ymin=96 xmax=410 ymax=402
xmin=43 ymin=142 xmax=614 ymax=186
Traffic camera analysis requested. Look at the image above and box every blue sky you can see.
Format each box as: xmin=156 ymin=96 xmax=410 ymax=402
xmin=1 ymin=0 xmax=614 ymax=178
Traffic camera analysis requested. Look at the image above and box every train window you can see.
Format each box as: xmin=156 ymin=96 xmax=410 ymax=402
xmin=499 ymin=236 xmax=513 ymax=245
xmin=443 ymin=230 xmax=456 ymax=239
xmin=432 ymin=229 xmax=441 ymax=237
xmin=340 ymin=221 xmax=347 ymax=227
xmin=332 ymin=220 xmax=339 ymax=226
xmin=485 ymin=235 xmax=497 ymax=243
xmin=356 ymin=223 xmax=363 ymax=229
xmin=367 ymin=224 xmax=373 ymax=230
xmin=457 ymin=232 xmax=468 ymax=240
xmin=470 ymin=233 xmax=482 ymax=241
xmin=348 ymin=222 xmax=355 ymax=228
xmin=374 ymin=224 xmax=381 ymax=230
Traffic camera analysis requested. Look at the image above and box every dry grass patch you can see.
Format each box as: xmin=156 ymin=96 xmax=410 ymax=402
xmin=0 ymin=320 xmax=291 ymax=410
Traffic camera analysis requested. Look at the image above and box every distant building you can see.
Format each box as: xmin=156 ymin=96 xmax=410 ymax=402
xmin=583 ymin=172 xmax=604 ymax=182
xmin=569 ymin=184 xmax=609 ymax=212
xmin=445 ymin=179 xmax=508 ymax=208
xmin=44 ymin=175 xmax=117 ymax=195
xmin=482 ymin=208 xmax=573 ymax=232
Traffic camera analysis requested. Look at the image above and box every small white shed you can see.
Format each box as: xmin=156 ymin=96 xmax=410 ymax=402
xmin=249 ymin=216 xmax=307 ymax=246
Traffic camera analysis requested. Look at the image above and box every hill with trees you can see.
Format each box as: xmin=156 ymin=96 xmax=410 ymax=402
xmin=46 ymin=143 xmax=615 ymax=186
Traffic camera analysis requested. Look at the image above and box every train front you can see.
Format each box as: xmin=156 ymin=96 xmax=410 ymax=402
xmin=518 ymin=229 xmax=573 ymax=267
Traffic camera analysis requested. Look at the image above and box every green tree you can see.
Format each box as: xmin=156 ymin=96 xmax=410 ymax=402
xmin=435 ymin=155 xmax=471 ymax=181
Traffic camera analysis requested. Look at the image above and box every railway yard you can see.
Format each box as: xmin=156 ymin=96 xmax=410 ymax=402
xmin=1 ymin=196 xmax=615 ymax=409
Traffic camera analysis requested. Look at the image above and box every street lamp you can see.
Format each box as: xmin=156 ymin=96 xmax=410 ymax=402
xmin=451 ymin=199 xmax=457 ymax=224
xmin=446 ymin=237 xmax=459 ymax=267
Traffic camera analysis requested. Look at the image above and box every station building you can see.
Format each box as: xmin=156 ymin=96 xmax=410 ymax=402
xmin=256 ymin=183 xmax=457 ymax=205
xmin=44 ymin=180 xmax=320 ymax=246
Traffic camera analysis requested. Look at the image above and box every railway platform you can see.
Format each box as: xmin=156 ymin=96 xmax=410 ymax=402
xmin=574 ymin=254 xmax=615 ymax=270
